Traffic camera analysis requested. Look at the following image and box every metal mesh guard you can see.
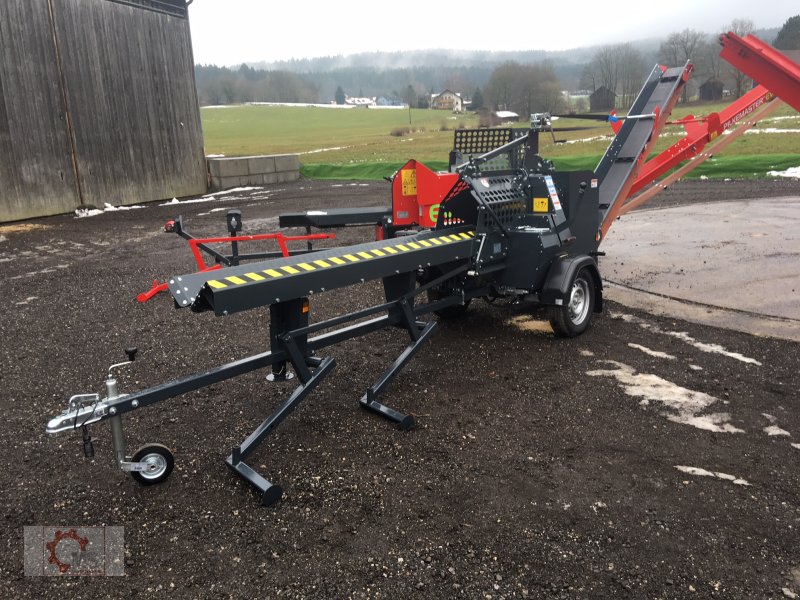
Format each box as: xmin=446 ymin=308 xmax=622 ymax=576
xmin=453 ymin=129 xmax=526 ymax=171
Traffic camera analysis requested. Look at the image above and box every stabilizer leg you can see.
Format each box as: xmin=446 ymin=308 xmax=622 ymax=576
xmin=227 ymin=355 xmax=335 ymax=505
xmin=359 ymin=306 xmax=437 ymax=430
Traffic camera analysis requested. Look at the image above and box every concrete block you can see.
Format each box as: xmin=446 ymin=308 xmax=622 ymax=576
xmin=276 ymin=171 xmax=300 ymax=183
xmin=261 ymin=173 xmax=279 ymax=185
xmin=213 ymin=158 xmax=249 ymax=178
xmin=274 ymin=154 xmax=300 ymax=172
xmin=248 ymin=156 xmax=276 ymax=174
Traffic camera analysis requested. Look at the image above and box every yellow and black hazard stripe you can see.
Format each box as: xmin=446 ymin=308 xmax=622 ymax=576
xmin=205 ymin=231 xmax=475 ymax=290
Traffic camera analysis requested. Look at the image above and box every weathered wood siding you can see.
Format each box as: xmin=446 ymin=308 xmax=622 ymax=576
xmin=0 ymin=0 xmax=81 ymax=221
xmin=0 ymin=0 xmax=206 ymax=222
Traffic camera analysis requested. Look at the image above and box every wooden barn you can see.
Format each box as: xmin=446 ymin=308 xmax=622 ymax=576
xmin=0 ymin=0 xmax=206 ymax=222
xmin=699 ymin=78 xmax=724 ymax=102
xmin=589 ymin=86 xmax=616 ymax=112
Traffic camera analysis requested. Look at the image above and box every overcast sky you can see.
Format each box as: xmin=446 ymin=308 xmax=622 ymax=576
xmin=188 ymin=0 xmax=798 ymax=66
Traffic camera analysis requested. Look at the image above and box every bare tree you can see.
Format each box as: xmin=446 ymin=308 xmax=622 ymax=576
xmin=660 ymin=29 xmax=705 ymax=102
xmin=723 ymin=19 xmax=755 ymax=97
xmin=617 ymin=44 xmax=645 ymax=108
xmin=486 ymin=61 xmax=563 ymax=115
xmin=584 ymin=43 xmax=644 ymax=109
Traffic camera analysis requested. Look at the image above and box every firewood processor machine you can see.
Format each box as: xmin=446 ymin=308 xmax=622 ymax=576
xmin=45 ymin=33 xmax=800 ymax=505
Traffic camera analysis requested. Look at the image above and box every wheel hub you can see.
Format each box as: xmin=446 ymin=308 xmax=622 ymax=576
xmin=567 ymin=279 xmax=590 ymax=324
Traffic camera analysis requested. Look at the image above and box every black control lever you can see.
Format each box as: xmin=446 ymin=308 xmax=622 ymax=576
xmin=125 ymin=347 xmax=138 ymax=362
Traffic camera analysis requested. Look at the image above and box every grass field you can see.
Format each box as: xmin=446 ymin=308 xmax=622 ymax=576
xmin=201 ymin=102 xmax=800 ymax=180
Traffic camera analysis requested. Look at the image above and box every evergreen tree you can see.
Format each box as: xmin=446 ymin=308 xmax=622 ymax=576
xmin=774 ymin=15 xmax=800 ymax=50
xmin=335 ymin=85 xmax=346 ymax=104
xmin=471 ymin=87 xmax=484 ymax=110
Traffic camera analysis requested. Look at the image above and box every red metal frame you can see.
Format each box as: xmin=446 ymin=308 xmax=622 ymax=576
xmin=629 ymin=84 xmax=773 ymax=196
xmin=720 ymin=32 xmax=800 ymax=113
xmin=624 ymin=33 xmax=799 ymax=204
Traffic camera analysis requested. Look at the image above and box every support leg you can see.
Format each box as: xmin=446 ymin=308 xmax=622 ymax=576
xmin=359 ymin=320 xmax=437 ymax=430
xmin=227 ymin=356 xmax=335 ymax=505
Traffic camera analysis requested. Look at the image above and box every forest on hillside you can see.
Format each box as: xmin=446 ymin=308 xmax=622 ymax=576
xmin=194 ymin=21 xmax=794 ymax=113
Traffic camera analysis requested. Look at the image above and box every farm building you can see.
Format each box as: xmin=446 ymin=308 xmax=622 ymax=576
xmin=699 ymin=78 xmax=725 ymax=101
xmin=0 ymin=0 xmax=206 ymax=222
xmin=345 ymin=96 xmax=376 ymax=107
xmin=431 ymin=90 xmax=463 ymax=112
xmin=590 ymin=86 xmax=616 ymax=111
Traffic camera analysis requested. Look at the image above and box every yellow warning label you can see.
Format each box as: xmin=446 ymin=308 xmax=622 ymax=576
xmin=401 ymin=169 xmax=417 ymax=196
xmin=534 ymin=197 xmax=549 ymax=213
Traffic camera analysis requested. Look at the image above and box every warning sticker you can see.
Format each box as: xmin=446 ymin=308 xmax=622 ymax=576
xmin=544 ymin=175 xmax=562 ymax=211
xmin=401 ymin=169 xmax=417 ymax=196
xmin=591 ymin=178 xmax=598 ymax=189
xmin=533 ymin=197 xmax=549 ymax=212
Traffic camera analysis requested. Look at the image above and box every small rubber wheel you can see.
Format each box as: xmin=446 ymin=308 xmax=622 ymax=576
xmin=548 ymin=268 xmax=595 ymax=338
xmin=130 ymin=444 xmax=174 ymax=486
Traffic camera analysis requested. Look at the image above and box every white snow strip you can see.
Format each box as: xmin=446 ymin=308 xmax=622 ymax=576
xmin=767 ymin=166 xmax=800 ymax=179
xmin=580 ymin=350 xmax=595 ymax=357
xmin=159 ymin=187 xmax=263 ymax=206
xmin=628 ymin=343 xmax=676 ymax=360
xmin=614 ymin=313 xmax=761 ymax=365
xmin=666 ymin=331 xmax=761 ymax=366
xmin=745 ymin=128 xmax=800 ymax=134
xmin=761 ymin=115 xmax=800 ymax=123
xmin=675 ymin=465 xmax=750 ymax=486
xmin=764 ymin=425 xmax=791 ymax=437
xmin=792 ymin=443 xmax=800 ymax=450
xmin=586 ymin=360 xmax=744 ymax=433
xmin=301 ymin=146 xmax=350 ymax=155
xmin=562 ymin=135 xmax=612 ymax=145
xmin=689 ymin=365 xmax=703 ymax=371
xmin=203 ymin=187 xmax=261 ymax=197
xmin=75 ymin=202 xmax=145 ymax=218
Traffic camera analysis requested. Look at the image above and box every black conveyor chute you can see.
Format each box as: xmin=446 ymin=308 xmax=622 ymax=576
xmin=594 ymin=62 xmax=691 ymax=236
xmin=168 ymin=226 xmax=475 ymax=316
xmin=279 ymin=207 xmax=390 ymax=228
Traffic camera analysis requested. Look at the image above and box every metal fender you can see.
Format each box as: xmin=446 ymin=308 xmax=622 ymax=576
xmin=540 ymin=255 xmax=603 ymax=312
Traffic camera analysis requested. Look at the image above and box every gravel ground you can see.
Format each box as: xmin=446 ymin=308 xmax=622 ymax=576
xmin=2 ymin=177 xmax=799 ymax=598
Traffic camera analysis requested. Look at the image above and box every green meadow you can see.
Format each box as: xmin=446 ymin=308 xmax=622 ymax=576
xmin=201 ymin=102 xmax=800 ymax=180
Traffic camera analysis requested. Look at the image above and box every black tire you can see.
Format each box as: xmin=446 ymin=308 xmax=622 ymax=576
xmin=548 ymin=268 xmax=595 ymax=338
xmin=130 ymin=444 xmax=174 ymax=486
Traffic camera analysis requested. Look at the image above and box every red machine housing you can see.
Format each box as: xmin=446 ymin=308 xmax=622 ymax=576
xmin=391 ymin=160 xmax=459 ymax=229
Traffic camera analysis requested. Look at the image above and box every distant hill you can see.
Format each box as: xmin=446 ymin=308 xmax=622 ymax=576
xmin=196 ymin=27 xmax=781 ymax=106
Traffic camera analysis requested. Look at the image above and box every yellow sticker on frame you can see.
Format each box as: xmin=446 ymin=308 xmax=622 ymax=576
xmin=401 ymin=169 xmax=417 ymax=196
xmin=533 ymin=197 xmax=549 ymax=213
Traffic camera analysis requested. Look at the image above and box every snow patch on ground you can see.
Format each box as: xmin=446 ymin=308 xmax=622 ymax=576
xmin=580 ymin=350 xmax=595 ymax=357
xmin=767 ymin=166 xmax=800 ymax=179
xmin=614 ymin=313 xmax=761 ymax=366
xmin=301 ymin=146 xmax=350 ymax=155
xmin=792 ymin=443 xmax=800 ymax=450
xmin=689 ymin=364 xmax=703 ymax=371
xmin=160 ymin=187 xmax=264 ymax=206
xmin=764 ymin=425 xmax=791 ymax=437
xmin=586 ymin=360 xmax=743 ymax=433
xmin=675 ymin=465 xmax=750 ymax=486
xmin=746 ymin=128 xmax=800 ymax=134
xmin=75 ymin=202 xmax=145 ymax=218
xmin=627 ymin=343 xmax=676 ymax=360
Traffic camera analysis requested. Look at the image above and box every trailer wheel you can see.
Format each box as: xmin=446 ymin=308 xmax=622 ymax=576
xmin=548 ymin=268 xmax=595 ymax=338
xmin=130 ymin=444 xmax=174 ymax=486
